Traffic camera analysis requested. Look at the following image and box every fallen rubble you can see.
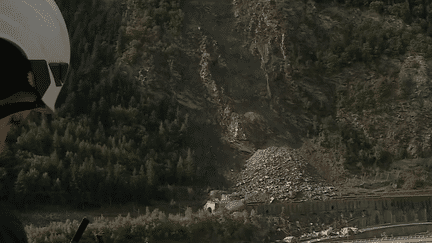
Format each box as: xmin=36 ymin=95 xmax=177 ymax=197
xmin=230 ymin=146 xmax=338 ymax=203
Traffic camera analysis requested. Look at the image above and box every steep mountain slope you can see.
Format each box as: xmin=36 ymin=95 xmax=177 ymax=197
xmin=174 ymin=0 xmax=346 ymax=185
xmin=177 ymin=0 xmax=328 ymax=172
xmin=119 ymin=0 xmax=432 ymax=192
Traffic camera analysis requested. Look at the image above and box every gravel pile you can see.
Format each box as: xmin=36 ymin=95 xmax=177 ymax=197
xmin=230 ymin=146 xmax=338 ymax=202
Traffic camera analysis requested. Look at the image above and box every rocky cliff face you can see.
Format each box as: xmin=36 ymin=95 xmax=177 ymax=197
xmin=178 ymin=2 xmax=311 ymax=146
xmin=176 ymin=0 xmax=345 ymax=184
xmin=181 ymin=0 xmax=303 ymax=154
xmin=122 ymin=0 xmax=432 ymax=189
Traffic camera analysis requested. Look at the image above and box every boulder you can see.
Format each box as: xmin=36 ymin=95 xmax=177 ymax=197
xmin=320 ymin=227 xmax=333 ymax=237
xmin=282 ymin=236 xmax=295 ymax=243
xmin=225 ymin=199 xmax=246 ymax=212
xmin=340 ymin=227 xmax=358 ymax=236
xmin=209 ymin=190 xmax=229 ymax=200
xmin=232 ymin=211 xmax=243 ymax=219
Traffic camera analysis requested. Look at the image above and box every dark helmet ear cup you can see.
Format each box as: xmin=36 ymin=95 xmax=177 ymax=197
xmin=0 ymin=38 xmax=43 ymax=118
xmin=0 ymin=38 xmax=33 ymax=101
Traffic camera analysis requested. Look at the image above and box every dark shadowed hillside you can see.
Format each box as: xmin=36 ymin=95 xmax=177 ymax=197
xmin=3 ymin=0 xmax=432 ymax=210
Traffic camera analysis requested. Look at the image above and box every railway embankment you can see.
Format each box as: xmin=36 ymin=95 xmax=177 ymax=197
xmin=250 ymin=196 xmax=432 ymax=228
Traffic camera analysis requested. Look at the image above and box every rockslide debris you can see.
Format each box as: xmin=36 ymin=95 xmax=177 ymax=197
xmin=230 ymin=146 xmax=338 ymax=203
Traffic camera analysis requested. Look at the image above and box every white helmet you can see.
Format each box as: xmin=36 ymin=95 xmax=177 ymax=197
xmin=0 ymin=0 xmax=70 ymax=119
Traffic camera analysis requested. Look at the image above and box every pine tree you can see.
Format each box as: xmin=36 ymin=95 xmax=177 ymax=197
xmin=40 ymin=172 xmax=51 ymax=192
xmin=129 ymin=96 xmax=137 ymax=108
xmin=26 ymin=168 xmax=40 ymax=194
xmin=91 ymin=102 xmax=98 ymax=121
xmin=176 ymin=156 xmax=184 ymax=183
xmin=104 ymin=169 xmax=114 ymax=206
xmin=98 ymin=121 xmax=105 ymax=139
xmin=99 ymin=97 xmax=109 ymax=119
xmin=184 ymin=148 xmax=196 ymax=182
xmin=113 ymin=147 xmax=121 ymax=163
xmin=0 ymin=167 xmax=9 ymax=201
xmin=95 ymin=128 xmax=102 ymax=143
xmin=85 ymin=125 xmax=92 ymax=138
xmin=14 ymin=169 xmax=28 ymax=208
xmin=58 ymin=160 xmax=68 ymax=187
xmin=149 ymin=110 xmax=158 ymax=128
xmin=107 ymin=159 xmax=113 ymax=174
xmin=146 ymin=158 xmax=156 ymax=187
xmin=116 ymin=26 xmax=126 ymax=55
xmin=130 ymin=167 xmax=139 ymax=203
xmin=165 ymin=159 xmax=175 ymax=184
xmin=38 ymin=124 xmax=53 ymax=154
xmin=40 ymin=115 xmax=50 ymax=132
xmin=16 ymin=130 xmax=39 ymax=154
xmin=53 ymin=177 xmax=66 ymax=205
xmin=82 ymin=156 xmax=98 ymax=199
xmin=136 ymin=164 xmax=147 ymax=203
xmin=78 ymin=140 xmax=87 ymax=159
xmin=53 ymin=178 xmax=61 ymax=191
xmin=14 ymin=169 xmax=28 ymax=196
xmin=101 ymin=144 xmax=109 ymax=161
xmin=113 ymin=162 xmax=127 ymax=204
xmin=91 ymin=33 xmax=102 ymax=62
xmin=159 ymin=121 xmax=165 ymax=136
xmin=69 ymin=162 xmax=81 ymax=204
xmin=53 ymin=129 xmax=60 ymax=149
xmin=49 ymin=149 xmax=60 ymax=165
xmin=62 ymin=126 xmax=73 ymax=151
xmin=59 ymin=154 xmax=67 ymax=168
xmin=113 ymin=162 xmax=126 ymax=184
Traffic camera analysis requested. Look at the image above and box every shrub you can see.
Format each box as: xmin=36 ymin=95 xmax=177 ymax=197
xmin=232 ymin=224 xmax=255 ymax=241
xmin=388 ymin=3 xmax=411 ymax=23
xmin=112 ymin=222 xmax=134 ymax=242
xmin=130 ymin=224 xmax=147 ymax=239
xmin=370 ymin=1 xmax=384 ymax=14
xmin=25 ymin=207 xmax=278 ymax=243
xmin=414 ymin=179 xmax=425 ymax=188
xmin=396 ymin=177 xmax=405 ymax=188
xmin=399 ymin=74 xmax=415 ymax=98
xmin=375 ymin=149 xmax=393 ymax=170
xmin=188 ymin=218 xmax=216 ymax=241
xmin=423 ymin=159 xmax=432 ymax=171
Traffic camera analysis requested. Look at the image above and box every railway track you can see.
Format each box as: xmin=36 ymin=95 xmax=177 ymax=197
xmin=320 ymin=235 xmax=432 ymax=243
xmin=300 ymin=223 xmax=432 ymax=243
xmin=335 ymin=189 xmax=432 ymax=200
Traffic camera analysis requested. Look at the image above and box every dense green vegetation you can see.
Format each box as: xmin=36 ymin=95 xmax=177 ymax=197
xmin=278 ymin=0 xmax=432 ymax=175
xmin=3 ymin=0 xmax=432 ymax=211
xmin=0 ymin=0 xmax=229 ymax=210
xmin=23 ymin=203 xmax=369 ymax=243
xmin=24 ymin=207 xmax=286 ymax=243
xmin=288 ymin=0 xmax=432 ymax=75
